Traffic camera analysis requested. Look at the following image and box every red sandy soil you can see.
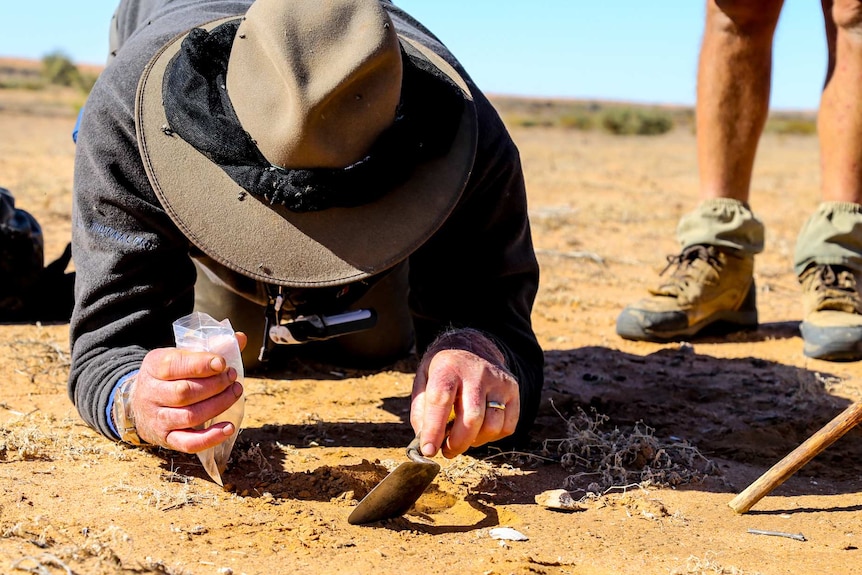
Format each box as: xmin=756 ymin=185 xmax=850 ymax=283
xmin=0 ymin=85 xmax=859 ymax=575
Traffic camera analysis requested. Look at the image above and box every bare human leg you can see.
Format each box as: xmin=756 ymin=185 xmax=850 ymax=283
xmin=697 ymin=0 xmax=784 ymax=203
xmin=795 ymin=0 xmax=862 ymax=361
xmin=615 ymin=0 xmax=782 ymax=343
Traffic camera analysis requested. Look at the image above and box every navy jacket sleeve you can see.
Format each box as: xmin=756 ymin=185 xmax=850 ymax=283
xmin=68 ymin=5 xmax=222 ymax=439
xmin=407 ymin=90 xmax=543 ymax=442
xmin=387 ymin=7 xmax=544 ymax=441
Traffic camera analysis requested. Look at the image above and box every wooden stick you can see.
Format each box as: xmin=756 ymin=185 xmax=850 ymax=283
xmin=728 ymin=401 xmax=862 ymax=514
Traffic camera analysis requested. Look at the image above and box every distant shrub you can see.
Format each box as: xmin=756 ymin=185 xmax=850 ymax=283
xmin=602 ymin=108 xmax=674 ymax=136
xmin=491 ymin=96 xmax=687 ymax=134
xmin=503 ymin=114 xmax=555 ymax=128
xmin=558 ymin=113 xmax=595 ymax=131
xmin=42 ymin=52 xmax=78 ymax=85
xmin=0 ymin=79 xmax=44 ymax=90
xmin=636 ymin=112 xmax=674 ymax=135
xmin=0 ymin=60 xmax=44 ymax=91
xmin=766 ymin=118 xmax=817 ymax=136
xmin=41 ymin=51 xmax=96 ymax=92
xmin=600 ymin=109 xmax=638 ymax=134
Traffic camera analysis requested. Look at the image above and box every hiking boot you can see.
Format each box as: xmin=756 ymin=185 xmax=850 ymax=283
xmin=616 ymin=244 xmax=757 ymax=341
xmin=799 ymin=264 xmax=862 ymax=361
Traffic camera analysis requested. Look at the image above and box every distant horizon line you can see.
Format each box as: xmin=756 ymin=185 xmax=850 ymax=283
xmin=0 ymin=54 xmax=818 ymax=114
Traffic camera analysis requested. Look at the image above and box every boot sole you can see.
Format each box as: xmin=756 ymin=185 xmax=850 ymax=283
xmin=800 ymin=322 xmax=862 ymax=361
xmin=616 ymin=282 xmax=758 ymax=342
xmin=616 ymin=309 xmax=758 ymax=342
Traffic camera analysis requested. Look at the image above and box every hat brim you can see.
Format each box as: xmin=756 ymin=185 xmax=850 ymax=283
xmin=136 ymin=18 xmax=477 ymax=287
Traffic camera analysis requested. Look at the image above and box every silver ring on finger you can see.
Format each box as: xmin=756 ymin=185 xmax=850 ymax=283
xmin=486 ymin=400 xmax=506 ymax=411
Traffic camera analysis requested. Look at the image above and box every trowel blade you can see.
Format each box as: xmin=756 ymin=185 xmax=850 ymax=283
xmin=348 ymin=459 xmax=441 ymax=525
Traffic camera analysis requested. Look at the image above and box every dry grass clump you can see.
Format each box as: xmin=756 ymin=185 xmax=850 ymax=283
xmin=442 ymin=455 xmax=508 ymax=491
xmin=3 ymin=337 xmax=71 ymax=386
xmin=0 ymin=422 xmax=52 ymax=461
xmin=103 ymin=469 xmax=219 ymax=512
xmin=7 ymin=546 xmax=191 ymax=575
xmin=4 ymin=520 xmax=136 ymax=575
xmin=0 ymin=415 xmax=130 ymax=463
xmin=543 ymin=405 xmax=716 ymax=494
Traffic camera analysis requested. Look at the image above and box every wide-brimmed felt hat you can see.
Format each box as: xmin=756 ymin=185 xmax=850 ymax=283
xmin=136 ymin=0 xmax=477 ymax=288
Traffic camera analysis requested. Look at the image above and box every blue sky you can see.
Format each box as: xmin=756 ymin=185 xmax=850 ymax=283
xmin=1 ymin=1 xmax=829 ymax=110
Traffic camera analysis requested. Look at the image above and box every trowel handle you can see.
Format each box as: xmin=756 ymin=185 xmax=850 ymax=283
xmin=405 ymin=436 xmax=431 ymax=464
xmin=406 ymin=407 xmax=457 ymax=464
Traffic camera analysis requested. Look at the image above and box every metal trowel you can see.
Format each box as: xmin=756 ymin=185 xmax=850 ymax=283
xmin=348 ymin=410 xmax=455 ymax=525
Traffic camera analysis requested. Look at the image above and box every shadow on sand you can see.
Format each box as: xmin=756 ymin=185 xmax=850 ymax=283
xmin=156 ymin=342 xmax=862 ymax=521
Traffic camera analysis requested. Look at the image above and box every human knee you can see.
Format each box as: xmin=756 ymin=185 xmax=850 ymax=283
xmin=832 ymin=0 xmax=862 ymax=34
xmin=712 ymin=0 xmax=783 ymax=34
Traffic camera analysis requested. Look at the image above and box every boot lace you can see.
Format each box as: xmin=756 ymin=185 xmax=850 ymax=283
xmin=659 ymin=245 xmax=721 ymax=278
xmin=652 ymin=245 xmax=723 ymax=297
xmin=807 ymin=264 xmax=862 ymax=313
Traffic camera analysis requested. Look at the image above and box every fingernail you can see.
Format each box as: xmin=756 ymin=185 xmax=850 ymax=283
xmin=231 ymin=382 xmax=243 ymax=398
xmin=210 ymin=357 xmax=225 ymax=372
xmin=222 ymin=423 xmax=235 ymax=435
xmin=422 ymin=443 xmax=436 ymax=457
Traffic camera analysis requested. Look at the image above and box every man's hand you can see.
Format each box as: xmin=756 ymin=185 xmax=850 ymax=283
xmin=130 ymin=333 xmax=247 ymax=453
xmin=411 ymin=329 xmax=519 ymax=458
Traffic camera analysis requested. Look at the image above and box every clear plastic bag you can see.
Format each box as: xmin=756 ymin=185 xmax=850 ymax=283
xmin=173 ymin=311 xmax=245 ymax=486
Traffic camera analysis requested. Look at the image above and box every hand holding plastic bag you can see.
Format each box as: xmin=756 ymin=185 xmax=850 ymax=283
xmin=173 ymin=311 xmax=245 ymax=486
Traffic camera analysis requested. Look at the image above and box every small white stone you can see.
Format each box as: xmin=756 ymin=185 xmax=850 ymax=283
xmin=489 ymin=527 xmax=529 ymax=542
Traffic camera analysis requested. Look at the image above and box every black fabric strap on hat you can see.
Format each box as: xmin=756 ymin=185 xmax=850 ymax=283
xmin=162 ymin=20 xmax=464 ymax=213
